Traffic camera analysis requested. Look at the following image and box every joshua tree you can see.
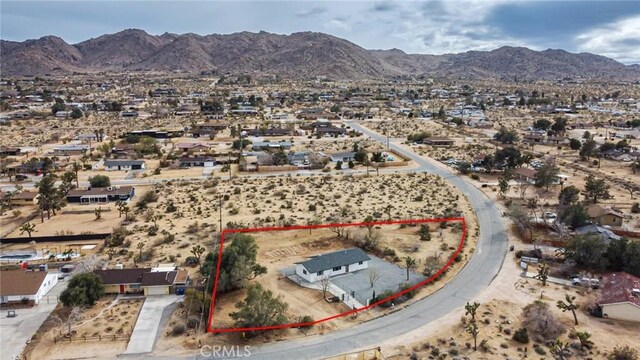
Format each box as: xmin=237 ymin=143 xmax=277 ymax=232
xmin=105 ymin=247 xmax=117 ymax=260
xmin=403 ymin=256 xmax=416 ymax=281
xmin=19 ymin=222 xmax=36 ymax=238
xmin=534 ymin=263 xmax=550 ymax=287
xmin=466 ymin=323 xmax=480 ymax=351
xmin=574 ymin=331 xmax=593 ymax=350
xmin=190 ymin=245 xmax=205 ymax=265
xmin=465 ymin=301 xmax=481 ymax=322
xmin=549 ymin=339 xmax=570 ymax=360
xmin=556 ymin=294 xmax=579 ymax=325
xmin=94 ymin=207 xmax=103 ymax=221
xmin=115 ymin=200 xmax=127 ymax=218
xmin=136 ymin=242 xmax=144 ymax=260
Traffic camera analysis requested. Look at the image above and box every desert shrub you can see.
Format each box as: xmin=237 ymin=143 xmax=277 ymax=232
xmin=171 ymin=323 xmax=185 ymax=336
xmin=470 ymin=174 xmax=480 ymax=180
xmin=107 ymin=227 xmax=130 ymax=247
xmin=186 ymin=316 xmax=199 ymax=329
xmin=136 ymin=190 xmax=158 ymax=209
xmin=609 ymin=346 xmax=639 ymax=360
xmin=512 ymin=328 xmax=529 ymax=343
xmin=375 ymin=290 xmax=396 ymax=308
xmin=521 ymin=301 xmax=565 ymax=342
xmin=382 ymin=247 xmax=396 ymax=257
xmin=297 ymin=315 xmax=314 ymax=328
xmin=184 ymin=256 xmax=198 ymax=266
xmin=534 ymin=344 xmax=546 ymax=355
xmin=631 ymin=203 xmax=640 ymax=214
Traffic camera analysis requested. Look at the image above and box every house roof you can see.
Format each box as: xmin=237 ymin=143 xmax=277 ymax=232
xmin=514 ymin=167 xmax=537 ymax=178
xmin=298 ymin=248 xmax=370 ymax=273
xmin=586 ymin=204 xmax=624 ymax=219
xmin=574 ymin=225 xmax=621 ymax=242
xmin=330 ymin=151 xmax=356 ymax=159
xmin=67 ymin=186 xmax=134 ymax=197
xmin=93 ymin=268 xmax=151 ymax=285
xmin=0 ymin=270 xmax=47 ymax=296
xmin=141 ymin=271 xmax=177 ymax=286
xmin=13 ymin=191 xmax=38 ymax=200
xmin=176 ymin=143 xmax=208 ymax=149
xmin=598 ymin=272 xmax=640 ymax=307
xmin=104 ymin=159 xmax=145 ymax=167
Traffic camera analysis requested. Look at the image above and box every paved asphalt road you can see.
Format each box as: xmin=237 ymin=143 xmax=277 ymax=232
xmin=167 ymin=122 xmax=508 ymax=360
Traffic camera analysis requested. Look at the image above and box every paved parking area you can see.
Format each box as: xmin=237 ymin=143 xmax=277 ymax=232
xmin=330 ymin=256 xmax=424 ymax=306
xmin=0 ymin=279 xmax=67 ymax=360
xmin=122 ymin=295 xmax=182 ymax=355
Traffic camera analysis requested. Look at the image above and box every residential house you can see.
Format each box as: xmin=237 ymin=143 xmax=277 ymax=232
xmin=295 ymin=248 xmax=370 ymax=283
xmin=52 ymin=144 xmax=90 ymax=156
xmin=175 ymin=143 xmax=209 ymax=153
xmin=287 ymin=151 xmax=311 ymax=166
xmin=597 ymin=272 xmax=640 ymax=322
xmin=575 ymin=224 xmax=621 ymax=243
xmin=0 ymin=270 xmax=58 ymax=305
xmin=8 ymin=191 xmax=40 ymax=206
xmin=317 ymin=126 xmax=347 ymax=136
xmin=104 ymin=159 xmax=145 ymax=171
xmin=66 ymin=186 xmax=135 ymax=204
xmin=251 ymin=141 xmax=292 ymax=151
xmin=330 ymin=151 xmax=356 ymax=163
xmin=179 ymin=156 xmax=215 ymax=168
xmin=586 ymin=205 xmax=624 ymax=227
xmin=94 ymin=267 xmax=189 ymax=296
xmin=0 ymin=147 xmax=21 ymax=156
xmin=513 ymin=167 xmax=537 ymax=183
xmin=424 ymin=138 xmax=455 ymax=147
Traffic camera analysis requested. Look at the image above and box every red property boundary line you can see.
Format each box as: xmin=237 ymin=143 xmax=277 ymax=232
xmin=207 ymin=217 xmax=466 ymax=333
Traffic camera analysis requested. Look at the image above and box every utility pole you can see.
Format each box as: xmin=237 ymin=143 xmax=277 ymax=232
xmin=218 ymin=194 xmax=223 ymax=232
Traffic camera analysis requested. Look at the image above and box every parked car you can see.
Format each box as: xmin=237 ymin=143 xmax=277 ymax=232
xmin=15 ymin=174 xmax=28 ymax=181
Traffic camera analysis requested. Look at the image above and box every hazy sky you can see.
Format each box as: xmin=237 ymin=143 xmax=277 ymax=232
xmin=2 ymin=0 xmax=640 ymax=64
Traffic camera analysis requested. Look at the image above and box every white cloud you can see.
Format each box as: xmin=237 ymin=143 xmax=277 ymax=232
xmin=354 ymin=0 xmax=534 ymax=54
xmin=576 ymin=15 xmax=640 ymax=64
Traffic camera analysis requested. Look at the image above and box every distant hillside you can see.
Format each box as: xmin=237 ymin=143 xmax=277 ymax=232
xmin=2 ymin=29 xmax=639 ymax=80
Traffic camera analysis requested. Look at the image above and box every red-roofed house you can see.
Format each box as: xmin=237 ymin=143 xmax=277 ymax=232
xmin=597 ymin=272 xmax=640 ymax=322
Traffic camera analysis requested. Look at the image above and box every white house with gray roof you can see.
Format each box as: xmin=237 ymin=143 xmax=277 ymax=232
xmin=295 ymin=248 xmax=370 ymax=283
xmin=104 ymin=159 xmax=146 ymax=171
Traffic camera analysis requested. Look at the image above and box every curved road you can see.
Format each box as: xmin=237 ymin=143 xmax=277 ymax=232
xmin=181 ymin=122 xmax=509 ymax=360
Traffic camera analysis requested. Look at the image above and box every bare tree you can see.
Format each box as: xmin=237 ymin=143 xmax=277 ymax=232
xmin=368 ymin=268 xmax=381 ymax=288
xmin=320 ymin=276 xmax=331 ymax=301
xmin=52 ymin=305 xmax=82 ymax=336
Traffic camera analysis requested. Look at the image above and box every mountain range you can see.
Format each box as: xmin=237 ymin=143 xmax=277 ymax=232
xmin=2 ymin=29 xmax=639 ymax=80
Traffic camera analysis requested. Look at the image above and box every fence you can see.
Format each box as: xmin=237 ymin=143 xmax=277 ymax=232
xmin=53 ymin=332 xmax=131 ymax=344
xmin=322 ymin=347 xmax=384 ymax=360
xmin=0 ymin=233 xmax=111 ymax=244
xmin=610 ymin=228 xmax=640 ymax=239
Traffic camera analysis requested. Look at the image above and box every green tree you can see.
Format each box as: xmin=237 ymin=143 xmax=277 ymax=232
xmin=201 ymin=234 xmax=267 ymax=293
xmin=354 ymin=150 xmax=368 ymax=163
xmin=534 ymin=160 xmax=560 ymax=190
xmin=494 ymin=126 xmax=519 ymax=144
xmin=579 ymin=139 xmax=597 ymax=160
xmin=556 ymin=294 xmax=579 ymax=325
xmin=229 ymin=283 xmax=288 ymax=331
xmin=89 ymin=175 xmax=111 ymax=188
xmin=533 ymin=119 xmax=552 ymax=130
xmin=605 ymin=237 xmax=628 ymax=272
xmin=565 ymin=234 xmax=607 ymax=269
xmin=70 ymin=107 xmax=83 ymax=119
xmin=59 ymin=273 xmax=104 ymax=307
xmin=36 ymin=173 xmax=63 ymax=222
xmin=551 ymin=117 xmax=568 ymax=134
xmin=583 ymin=174 xmax=610 ymax=204
xmin=558 ymin=185 xmax=580 ymax=205
xmin=498 ymin=171 xmax=512 ymax=198
xmin=335 ymin=161 xmax=343 ymax=170
xmin=58 ymin=171 xmax=76 ymax=196
xmin=622 ymin=241 xmax=640 ymax=277
xmin=569 ymin=138 xmax=582 ymax=150
xmin=558 ymin=203 xmax=589 ymax=228
xmin=495 ymin=147 xmax=523 ymax=169
xmin=71 ymin=162 xmax=82 ymax=187
xmin=19 ymin=222 xmax=36 ymax=237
